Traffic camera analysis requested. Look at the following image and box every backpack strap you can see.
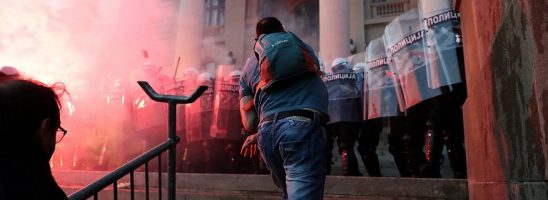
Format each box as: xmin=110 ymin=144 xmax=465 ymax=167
xmin=254 ymin=33 xmax=271 ymax=93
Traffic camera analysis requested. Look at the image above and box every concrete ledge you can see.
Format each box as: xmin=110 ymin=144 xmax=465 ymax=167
xmin=55 ymin=170 xmax=468 ymax=199
xmin=325 ymin=176 xmax=467 ymax=199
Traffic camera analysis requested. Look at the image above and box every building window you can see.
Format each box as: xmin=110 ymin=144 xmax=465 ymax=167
xmin=204 ymin=0 xmax=225 ymax=26
xmin=369 ymin=0 xmax=409 ymax=19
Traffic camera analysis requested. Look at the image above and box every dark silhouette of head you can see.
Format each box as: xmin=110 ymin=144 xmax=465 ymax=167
xmin=256 ymin=17 xmax=285 ymax=38
xmin=0 ymin=78 xmax=68 ymax=199
xmin=0 ymin=79 xmax=61 ymax=159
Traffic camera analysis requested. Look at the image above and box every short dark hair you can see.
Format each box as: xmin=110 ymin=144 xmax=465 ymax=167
xmin=0 ymin=79 xmax=61 ymax=142
xmin=256 ymin=17 xmax=285 ymax=38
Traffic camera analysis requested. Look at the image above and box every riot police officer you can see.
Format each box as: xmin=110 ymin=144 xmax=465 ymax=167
xmin=363 ymin=37 xmax=411 ymax=177
xmin=209 ymin=68 xmax=245 ymax=173
xmin=418 ymin=0 xmax=467 ymax=178
xmin=384 ymin=8 xmax=442 ymax=177
xmin=185 ymin=72 xmax=214 ymax=173
xmin=323 ymin=58 xmax=363 ymax=176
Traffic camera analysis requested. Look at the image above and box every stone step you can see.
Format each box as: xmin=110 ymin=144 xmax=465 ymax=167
xmin=55 ymin=170 xmax=468 ymax=199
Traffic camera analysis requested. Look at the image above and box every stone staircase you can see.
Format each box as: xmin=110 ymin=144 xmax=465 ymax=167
xmin=55 ymin=171 xmax=468 ymax=199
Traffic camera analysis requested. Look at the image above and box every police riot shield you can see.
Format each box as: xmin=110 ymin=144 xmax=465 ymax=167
xmin=98 ymin=76 xmax=144 ymax=168
xmin=186 ymin=73 xmax=214 ymax=143
xmin=132 ymin=81 xmax=168 ymax=135
xmin=348 ymin=52 xmax=367 ymax=95
xmin=419 ymin=0 xmax=465 ymax=90
xmin=177 ymin=69 xmax=198 ymax=142
xmin=348 ymin=52 xmax=367 ymax=69
xmin=164 ymin=79 xmax=188 ymax=139
xmin=323 ymin=69 xmax=362 ymax=124
xmin=348 ymin=52 xmax=367 ymax=120
xmin=365 ymin=37 xmax=405 ymax=120
xmin=384 ymin=8 xmax=442 ymax=110
xmin=211 ymin=66 xmax=244 ymax=141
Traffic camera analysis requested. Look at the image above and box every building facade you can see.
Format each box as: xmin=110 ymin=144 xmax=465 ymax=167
xmin=172 ymin=0 xmax=418 ymax=76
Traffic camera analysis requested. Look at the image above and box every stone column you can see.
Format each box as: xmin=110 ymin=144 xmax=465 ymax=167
xmin=174 ymin=0 xmax=204 ymax=79
xmin=320 ymin=0 xmax=350 ymax=70
xmin=224 ymin=0 xmax=246 ymax=67
xmin=458 ymin=0 xmax=548 ymax=199
xmin=349 ymin=0 xmax=365 ymax=53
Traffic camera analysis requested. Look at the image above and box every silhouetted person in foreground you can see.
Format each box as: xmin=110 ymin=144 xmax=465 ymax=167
xmin=0 ymin=78 xmax=68 ymax=200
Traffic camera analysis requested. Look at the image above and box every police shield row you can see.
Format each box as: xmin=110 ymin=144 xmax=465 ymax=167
xmin=50 ymin=62 xmax=265 ymax=173
xmin=323 ymin=2 xmax=466 ymax=178
xmin=170 ymin=66 xmax=266 ymax=174
xmin=133 ymin=65 xmax=264 ymax=173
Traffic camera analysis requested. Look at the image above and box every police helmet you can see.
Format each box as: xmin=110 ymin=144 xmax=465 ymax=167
xmin=229 ymin=70 xmax=242 ymax=78
xmin=331 ymin=57 xmax=350 ymax=73
xmin=198 ymin=72 xmax=213 ymax=84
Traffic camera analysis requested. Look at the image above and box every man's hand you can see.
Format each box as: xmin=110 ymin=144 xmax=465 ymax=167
xmin=240 ymin=133 xmax=259 ymax=158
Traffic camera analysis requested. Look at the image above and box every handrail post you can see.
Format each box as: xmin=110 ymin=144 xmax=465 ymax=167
xmin=135 ymin=81 xmax=206 ymax=200
xmin=167 ymin=101 xmax=177 ymax=200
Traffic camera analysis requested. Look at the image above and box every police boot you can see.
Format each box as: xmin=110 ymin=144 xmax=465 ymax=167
xmin=357 ymin=145 xmax=382 ymax=177
xmin=388 ymin=125 xmax=412 ymax=177
xmin=444 ymin=108 xmax=468 ymax=178
xmin=325 ymin=135 xmax=335 ymax=175
xmin=444 ymin=131 xmax=467 ymax=178
xmin=225 ymin=142 xmax=238 ymax=174
xmin=400 ymin=132 xmax=421 ymax=177
xmin=419 ymin=120 xmax=443 ymax=178
xmin=340 ymin=149 xmax=361 ymax=176
xmin=361 ymin=153 xmax=382 ymax=177
xmin=389 ymin=144 xmax=411 ymax=177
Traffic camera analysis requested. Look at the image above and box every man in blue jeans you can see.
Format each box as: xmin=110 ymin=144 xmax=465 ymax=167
xmin=239 ymin=17 xmax=329 ymax=199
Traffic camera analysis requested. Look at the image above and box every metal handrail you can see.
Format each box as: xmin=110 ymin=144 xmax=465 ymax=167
xmin=68 ymin=139 xmax=176 ymax=199
xmin=68 ymin=81 xmax=207 ymax=200
xmin=137 ymin=81 xmax=207 ymax=104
